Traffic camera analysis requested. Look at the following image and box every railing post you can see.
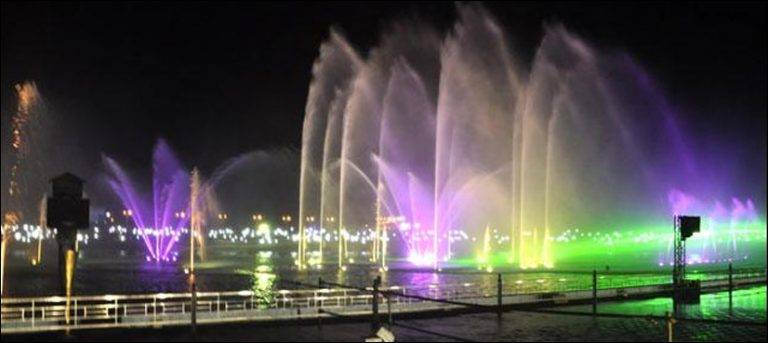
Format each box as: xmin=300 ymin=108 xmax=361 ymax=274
xmin=31 ymin=300 xmax=35 ymax=328
xmin=592 ymin=269 xmax=597 ymax=315
xmin=666 ymin=311 xmax=675 ymax=342
xmin=190 ymin=275 xmax=197 ymax=336
xmin=497 ymin=273 xmax=502 ymax=319
xmin=387 ymin=293 xmax=393 ymax=326
xmin=115 ymin=298 xmax=119 ymax=324
xmin=153 ymin=296 xmax=157 ymax=324
xmin=728 ymin=263 xmax=733 ymax=312
xmin=371 ymin=275 xmax=381 ymax=334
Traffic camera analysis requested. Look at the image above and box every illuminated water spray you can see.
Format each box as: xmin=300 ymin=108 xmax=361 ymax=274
xmin=104 ymin=140 xmax=190 ymax=262
xmin=3 ymin=82 xmax=45 ymax=294
xmin=297 ymin=4 xmax=764 ymax=270
xmin=189 ymin=168 xmax=203 ymax=271
xmin=298 ymin=31 xmax=361 ymax=269
xmin=478 ymin=225 xmax=492 ymax=271
xmin=103 ymin=142 xmax=222 ymax=264
xmin=33 ymin=194 xmax=46 ymax=266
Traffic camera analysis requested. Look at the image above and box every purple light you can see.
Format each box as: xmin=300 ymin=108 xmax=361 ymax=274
xmin=664 ymin=188 xmax=761 ymax=264
xmin=104 ymin=140 xmax=190 ymax=262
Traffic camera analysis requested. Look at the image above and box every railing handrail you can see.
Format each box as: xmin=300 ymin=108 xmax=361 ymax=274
xmin=1 ymin=269 xmax=764 ymax=305
xmin=1 ymin=274 xmax=765 ymax=336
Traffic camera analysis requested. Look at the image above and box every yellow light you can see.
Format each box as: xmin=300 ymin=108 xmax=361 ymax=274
xmin=1 ymin=236 xmax=6 ymax=295
xmin=257 ymin=223 xmax=270 ymax=235
xmin=65 ymin=249 xmax=75 ymax=324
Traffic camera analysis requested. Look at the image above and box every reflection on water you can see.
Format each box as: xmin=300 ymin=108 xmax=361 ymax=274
xmin=250 ymin=252 xmax=276 ymax=308
xmin=560 ymin=286 xmax=766 ymax=322
xmin=2 ymin=244 xmax=766 ymax=302
xmin=405 ymin=271 xmax=440 ymax=289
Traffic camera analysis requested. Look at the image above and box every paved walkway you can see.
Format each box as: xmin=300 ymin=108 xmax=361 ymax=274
xmin=4 ymin=309 xmax=765 ymax=342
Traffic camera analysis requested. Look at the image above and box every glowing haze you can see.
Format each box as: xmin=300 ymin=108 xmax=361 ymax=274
xmin=297 ymin=4 xmax=766 ymax=270
xmin=103 ymin=140 xmax=191 ymax=262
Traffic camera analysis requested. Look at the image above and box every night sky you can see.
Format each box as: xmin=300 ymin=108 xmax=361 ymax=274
xmin=1 ymin=2 xmax=766 ymax=207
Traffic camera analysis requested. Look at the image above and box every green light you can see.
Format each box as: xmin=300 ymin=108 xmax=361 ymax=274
xmin=465 ymin=219 xmax=767 ymax=269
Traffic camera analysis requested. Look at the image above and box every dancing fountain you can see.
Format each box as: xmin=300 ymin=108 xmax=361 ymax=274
xmin=2 ymin=82 xmax=51 ymax=294
xmin=0 ymin=5 xmax=763 ymax=280
xmin=103 ymin=140 xmax=192 ymax=262
xmin=297 ymin=4 xmax=767 ymax=271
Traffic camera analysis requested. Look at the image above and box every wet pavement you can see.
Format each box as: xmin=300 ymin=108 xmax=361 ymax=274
xmin=4 ymin=286 xmax=766 ymax=341
xmin=5 ymin=308 xmax=765 ymax=342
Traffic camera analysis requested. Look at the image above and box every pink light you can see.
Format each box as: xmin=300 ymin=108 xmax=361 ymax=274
xmin=407 ymin=252 xmax=436 ymax=266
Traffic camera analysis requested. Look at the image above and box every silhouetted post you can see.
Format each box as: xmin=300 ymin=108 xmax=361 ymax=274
xmin=190 ymin=274 xmax=197 ymax=336
xmin=592 ymin=270 xmax=597 ymax=315
xmin=47 ymin=173 xmax=89 ymax=295
xmin=318 ymin=276 xmax=324 ymax=329
xmin=666 ymin=311 xmax=675 ymax=342
xmin=497 ymin=273 xmax=503 ymax=319
xmin=371 ymin=275 xmax=381 ymax=333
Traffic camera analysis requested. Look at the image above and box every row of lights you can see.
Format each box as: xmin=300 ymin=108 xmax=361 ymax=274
xmin=303 ymin=216 xmax=336 ymax=223
xmin=106 ymin=210 xmax=304 ymax=224
xmin=104 ymin=210 xmax=134 ymax=218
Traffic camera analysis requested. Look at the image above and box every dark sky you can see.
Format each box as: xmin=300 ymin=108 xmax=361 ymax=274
xmin=2 ymin=1 xmax=766 ymax=177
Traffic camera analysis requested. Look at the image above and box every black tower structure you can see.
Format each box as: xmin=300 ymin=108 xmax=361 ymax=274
xmin=46 ymin=173 xmax=89 ymax=294
xmin=673 ymin=215 xmax=701 ymax=307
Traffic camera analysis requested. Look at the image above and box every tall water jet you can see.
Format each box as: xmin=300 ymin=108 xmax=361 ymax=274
xmin=341 ymin=21 xmax=443 ymax=269
xmin=337 ymin=46 xmax=389 ymax=267
xmin=189 ymin=168 xmax=205 ymax=269
xmin=34 ymin=194 xmax=47 ymax=266
xmin=298 ymin=3 xmax=766 ymax=270
xmin=3 ymin=81 xmax=49 ymax=294
xmin=321 ymin=94 xmax=351 ymax=267
xmin=298 ymin=29 xmax=361 ymax=269
xmin=435 ymin=5 xmax=523 ymax=267
xmin=518 ymin=25 xmax=689 ymax=268
xmin=375 ymin=22 xmax=441 ymax=266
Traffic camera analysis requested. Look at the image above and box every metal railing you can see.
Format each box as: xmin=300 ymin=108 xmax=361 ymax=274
xmin=0 ymin=282 xmax=490 ymax=333
xmin=2 ymin=269 xmax=765 ymax=334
